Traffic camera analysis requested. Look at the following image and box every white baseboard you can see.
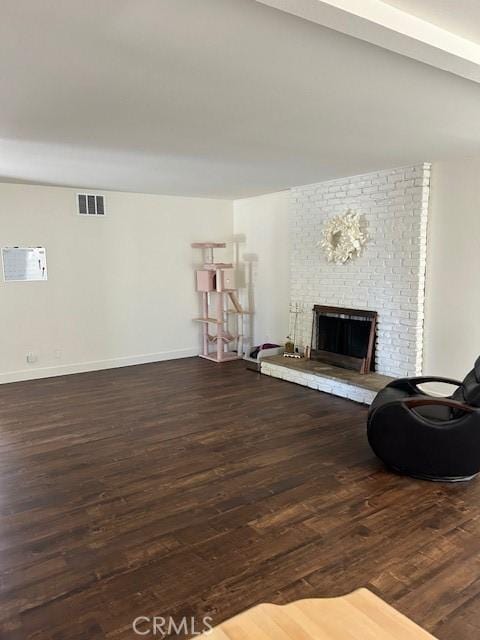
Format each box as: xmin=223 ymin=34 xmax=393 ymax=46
xmin=0 ymin=347 xmax=200 ymax=384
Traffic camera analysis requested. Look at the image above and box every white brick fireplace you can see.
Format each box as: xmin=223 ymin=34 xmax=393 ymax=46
xmin=290 ymin=163 xmax=430 ymax=378
xmin=261 ymin=163 xmax=431 ymax=402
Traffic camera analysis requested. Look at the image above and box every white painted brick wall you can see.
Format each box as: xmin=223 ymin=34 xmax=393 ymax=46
xmin=290 ymin=163 xmax=430 ymax=377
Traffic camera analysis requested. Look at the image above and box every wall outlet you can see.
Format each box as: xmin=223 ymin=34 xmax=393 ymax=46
xmin=54 ymin=349 xmax=62 ymax=360
xmin=26 ymin=352 xmax=38 ymax=364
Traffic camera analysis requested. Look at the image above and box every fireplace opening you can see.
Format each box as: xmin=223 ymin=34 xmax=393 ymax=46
xmin=311 ymin=305 xmax=377 ymax=374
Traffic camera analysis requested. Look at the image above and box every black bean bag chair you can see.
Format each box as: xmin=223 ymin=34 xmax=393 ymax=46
xmin=367 ymin=357 xmax=480 ymax=482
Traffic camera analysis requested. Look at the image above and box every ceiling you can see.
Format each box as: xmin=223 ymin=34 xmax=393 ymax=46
xmin=383 ymin=0 xmax=480 ymax=45
xmin=1 ymin=0 xmax=480 ymax=199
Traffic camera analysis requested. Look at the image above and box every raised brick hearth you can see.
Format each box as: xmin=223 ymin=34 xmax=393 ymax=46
xmin=261 ymin=356 xmax=392 ymax=405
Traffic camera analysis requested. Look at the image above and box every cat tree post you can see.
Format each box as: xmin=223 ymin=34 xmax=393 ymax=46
xmin=216 ymin=277 xmax=224 ymax=361
xmin=201 ymin=292 xmax=209 ymax=357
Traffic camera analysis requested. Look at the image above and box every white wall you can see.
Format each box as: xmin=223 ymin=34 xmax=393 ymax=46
xmin=424 ymin=158 xmax=480 ymax=379
xmin=6 ymin=159 xmax=477 ymax=385
xmin=0 ymin=183 xmax=232 ymax=383
xmin=233 ymin=191 xmax=289 ymax=347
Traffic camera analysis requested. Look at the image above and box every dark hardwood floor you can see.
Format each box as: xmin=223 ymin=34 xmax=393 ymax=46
xmin=1 ymin=358 xmax=480 ymax=639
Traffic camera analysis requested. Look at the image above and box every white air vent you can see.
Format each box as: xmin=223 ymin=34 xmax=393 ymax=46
xmin=77 ymin=193 xmax=106 ymax=216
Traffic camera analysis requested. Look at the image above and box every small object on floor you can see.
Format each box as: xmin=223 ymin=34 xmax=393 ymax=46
xmin=201 ymin=588 xmax=437 ymax=639
xmin=283 ymin=351 xmax=302 ymax=359
xmin=245 ymin=343 xmax=283 ymax=372
xmin=249 ymin=343 xmax=281 ymax=360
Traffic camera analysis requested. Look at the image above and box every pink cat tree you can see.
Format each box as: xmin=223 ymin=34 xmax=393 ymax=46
xmin=191 ymin=242 xmax=250 ymax=362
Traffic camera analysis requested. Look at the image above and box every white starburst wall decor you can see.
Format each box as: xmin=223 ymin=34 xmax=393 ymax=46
xmin=318 ymin=209 xmax=366 ymax=264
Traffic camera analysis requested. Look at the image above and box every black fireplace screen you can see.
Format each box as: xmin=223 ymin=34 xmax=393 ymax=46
xmin=317 ymin=315 xmax=371 ymax=359
xmin=311 ymin=305 xmax=377 ymax=373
